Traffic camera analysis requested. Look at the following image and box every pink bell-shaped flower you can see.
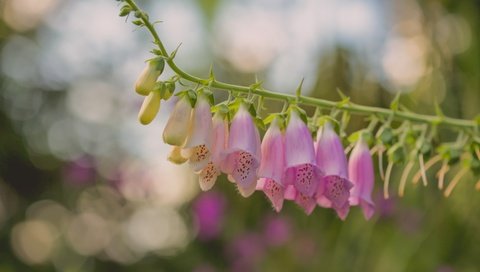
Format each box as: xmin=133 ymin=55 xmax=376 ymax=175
xmin=256 ymin=117 xmax=286 ymax=212
xmin=284 ymin=109 xmax=323 ymax=214
xmin=181 ymin=94 xmax=214 ymax=172
xmin=348 ymin=139 xmax=375 ymax=220
xmin=198 ymin=112 xmax=229 ymax=191
xmin=315 ymin=122 xmax=353 ymax=220
xmin=222 ymin=103 xmax=261 ymax=197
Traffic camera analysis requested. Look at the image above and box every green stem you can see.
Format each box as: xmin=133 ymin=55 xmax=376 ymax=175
xmin=124 ymin=0 xmax=477 ymax=130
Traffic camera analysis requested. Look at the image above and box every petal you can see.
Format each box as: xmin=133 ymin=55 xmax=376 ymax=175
xmin=226 ymin=151 xmax=259 ymax=197
xmin=226 ymin=104 xmax=261 ymax=160
xmin=260 ymin=178 xmax=285 ymax=212
xmin=284 ymin=111 xmax=316 ymax=167
xmin=315 ymin=122 xmax=348 ymax=178
xmin=211 ymin=113 xmax=229 ymax=165
xmin=184 ymin=144 xmax=211 ymax=172
xmin=360 ymin=199 xmax=375 ymax=220
xmin=168 ymin=146 xmax=188 ymax=164
xmin=198 ymin=162 xmax=220 ymax=191
xmin=320 ymin=175 xmax=352 ymax=210
xmin=284 ymin=163 xmax=322 ymax=197
xmin=294 ymin=193 xmax=316 ymax=215
xmin=283 ymin=185 xmax=297 ymax=200
xmin=258 ymin=119 xmax=285 ymax=184
xmin=316 ymin=195 xmax=332 ymax=208
xmin=183 ymin=95 xmax=213 ymax=149
xmin=335 ymin=203 xmax=350 ymax=221
xmin=163 ymin=97 xmax=193 ymax=146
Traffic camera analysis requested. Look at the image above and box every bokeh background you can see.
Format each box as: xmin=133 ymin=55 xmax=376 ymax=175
xmin=0 ymin=0 xmax=479 ymax=271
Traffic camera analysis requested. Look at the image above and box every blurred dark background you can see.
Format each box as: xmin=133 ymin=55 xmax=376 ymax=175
xmin=0 ymin=0 xmax=479 ymax=271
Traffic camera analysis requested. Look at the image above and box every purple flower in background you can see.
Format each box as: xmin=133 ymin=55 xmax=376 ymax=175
xmin=193 ymin=264 xmax=217 ymax=272
xmin=193 ymin=191 xmax=226 ymax=241
xmin=64 ymin=157 xmax=96 ymax=186
xmin=228 ymin=233 xmax=265 ymax=272
xmin=315 ymin=122 xmax=353 ymax=220
xmin=263 ymin=215 xmax=291 ymax=246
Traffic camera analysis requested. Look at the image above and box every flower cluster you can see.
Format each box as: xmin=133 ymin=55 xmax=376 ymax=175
xmin=138 ymin=78 xmax=376 ymax=219
xmin=125 ymin=0 xmax=480 ymax=220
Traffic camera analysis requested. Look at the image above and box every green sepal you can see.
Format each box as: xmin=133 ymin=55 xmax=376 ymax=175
xmin=249 ymin=80 xmax=264 ymax=91
xmin=132 ymin=19 xmax=143 ymax=26
xmin=436 ymin=144 xmax=461 ymax=165
xmin=470 ymin=157 xmax=480 ymax=176
xmin=175 ymin=89 xmax=197 ymax=107
xmin=419 ymin=142 xmax=432 ymax=155
xmin=151 ymin=49 xmax=163 ymax=56
xmin=198 ymin=88 xmax=214 ymax=105
xmin=186 ymin=89 xmax=197 ymax=108
xmin=379 ymin=127 xmax=395 ymax=145
xmin=334 ymin=89 xmax=350 ymax=108
xmin=287 ymin=105 xmax=308 ymax=124
xmin=387 ymin=143 xmax=405 ymax=163
xmin=348 ymin=130 xmax=373 ymax=146
xmin=119 ymin=5 xmax=132 ymax=17
xmin=162 ymin=82 xmax=175 ymax=100
xmin=134 ymin=10 xmax=143 ymax=18
xmin=247 ymin=102 xmax=257 ymax=118
xmin=146 ymin=57 xmax=165 ymax=74
xmin=254 ymin=117 xmax=266 ymax=131
xmin=264 ymin=113 xmax=286 ymax=130
xmin=211 ymin=102 xmax=230 ymax=116
xmin=405 ymin=129 xmax=418 ymax=147
xmin=155 ymin=82 xmax=174 ymax=101
xmin=316 ymin=116 xmax=339 ymax=127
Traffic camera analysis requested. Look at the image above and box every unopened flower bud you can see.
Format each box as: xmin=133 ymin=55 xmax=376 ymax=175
xmin=135 ymin=57 xmax=165 ymax=96
xmin=138 ymin=90 xmax=161 ymax=125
